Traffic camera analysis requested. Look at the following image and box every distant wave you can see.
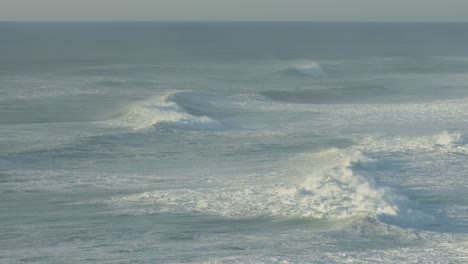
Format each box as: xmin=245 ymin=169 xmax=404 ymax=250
xmin=104 ymin=92 xmax=221 ymax=130
xmin=276 ymin=61 xmax=325 ymax=77
xmin=72 ymin=64 xmax=141 ymax=76
xmin=261 ymin=84 xmax=392 ymax=104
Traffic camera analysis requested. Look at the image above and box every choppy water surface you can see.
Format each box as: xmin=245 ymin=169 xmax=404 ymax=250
xmin=1 ymin=22 xmax=468 ymax=263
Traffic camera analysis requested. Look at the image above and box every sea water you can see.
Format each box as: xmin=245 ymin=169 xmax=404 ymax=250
xmin=1 ymin=22 xmax=468 ymax=263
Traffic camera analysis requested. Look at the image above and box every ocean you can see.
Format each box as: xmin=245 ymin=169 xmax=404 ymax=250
xmin=1 ymin=22 xmax=467 ymax=263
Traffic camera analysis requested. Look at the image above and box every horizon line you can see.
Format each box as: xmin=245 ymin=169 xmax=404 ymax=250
xmin=1 ymin=20 xmax=468 ymax=23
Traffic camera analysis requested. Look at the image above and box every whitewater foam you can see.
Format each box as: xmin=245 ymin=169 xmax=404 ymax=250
xmin=298 ymin=149 xmax=434 ymax=228
xmin=435 ymin=131 xmax=463 ymax=146
xmin=299 ymin=149 xmax=399 ymax=217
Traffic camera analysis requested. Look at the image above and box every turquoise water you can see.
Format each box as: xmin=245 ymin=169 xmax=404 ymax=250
xmin=1 ymin=22 xmax=468 ymax=263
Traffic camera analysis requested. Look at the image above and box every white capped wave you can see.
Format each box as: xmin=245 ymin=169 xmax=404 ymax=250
xmin=298 ymin=149 xmax=433 ymax=228
xmin=292 ymin=61 xmax=325 ymax=77
xmin=104 ymin=92 xmax=221 ymax=130
xmin=299 ymin=149 xmax=400 ymax=218
xmin=112 ymin=148 xmax=429 ymax=228
xmin=274 ymin=60 xmax=325 ymax=77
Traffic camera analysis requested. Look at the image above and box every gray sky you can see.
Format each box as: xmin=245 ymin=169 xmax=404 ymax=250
xmin=1 ymin=0 xmax=468 ymax=22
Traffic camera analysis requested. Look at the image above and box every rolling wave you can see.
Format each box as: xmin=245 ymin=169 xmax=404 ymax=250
xmin=104 ymin=92 xmax=221 ymax=130
xmin=275 ymin=61 xmax=325 ymax=77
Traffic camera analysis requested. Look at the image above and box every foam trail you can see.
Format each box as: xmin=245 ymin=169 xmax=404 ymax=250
xmin=105 ymin=92 xmax=221 ymax=130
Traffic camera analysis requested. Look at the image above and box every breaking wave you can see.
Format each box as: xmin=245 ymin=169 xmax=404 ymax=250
xmin=112 ymin=148 xmax=430 ymax=228
xmin=104 ymin=92 xmax=221 ymax=130
xmin=276 ymin=61 xmax=325 ymax=77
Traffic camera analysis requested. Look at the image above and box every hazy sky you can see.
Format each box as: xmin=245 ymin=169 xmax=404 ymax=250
xmin=1 ymin=0 xmax=468 ymax=22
